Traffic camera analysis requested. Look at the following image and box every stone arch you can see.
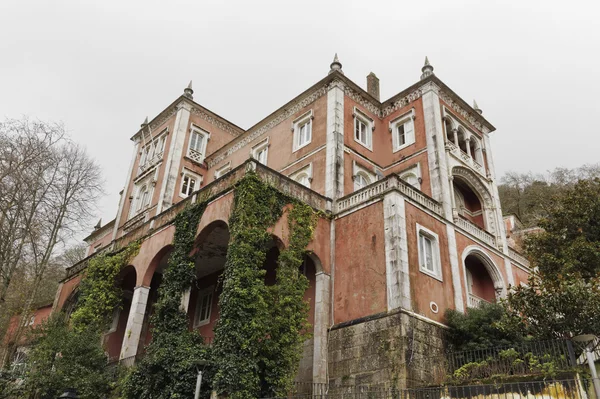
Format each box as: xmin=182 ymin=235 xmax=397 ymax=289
xmin=452 ymin=166 xmax=497 ymax=235
xmin=141 ymin=245 xmax=174 ymax=287
xmin=456 ymin=126 xmax=469 ymax=153
xmin=461 ymin=245 xmax=505 ymax=301
xmin=444 ymin=116 xmax=456 ymax=143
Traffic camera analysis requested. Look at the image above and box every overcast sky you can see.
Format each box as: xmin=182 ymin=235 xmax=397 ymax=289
xmin=1 ymin=0 xmax=599 ymax=241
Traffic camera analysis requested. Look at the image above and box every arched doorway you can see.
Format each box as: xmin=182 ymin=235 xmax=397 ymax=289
xmin=188 ymin=221 xmax=230 ymax=343
xmin=105 ymin=265 xmax=136 ymax=361
xmin=463 ymin=249 xmax=504 ymax=308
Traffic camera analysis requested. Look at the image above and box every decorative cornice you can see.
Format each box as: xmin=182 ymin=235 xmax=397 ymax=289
xmin=344 ymin=86 xmax=381 ymax=117
xmin=149 ymin=106 xmax=178 ymax=131
xmin=437 ymin=89 xmax=489 ymax=134
xmin=190 ymin=107 xmax=242 ymax=137
xmin=382 ymin=86 xmax=426 ymax=118
xmin=208 ymin=84 xmax=329 ymax=168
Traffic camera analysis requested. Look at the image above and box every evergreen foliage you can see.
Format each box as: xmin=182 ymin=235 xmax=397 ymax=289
xmin=70 ymin=242 xmax=140 ymax=332
xmin=122 ymin=200 xmax=209 ymax=399
xmin=20 ymin=314 xmax=114 ymax=399
xmin=211 ymin=172 xmax=317 ymax=399
xmin=445 ymin=303 xmax=522 ymax=352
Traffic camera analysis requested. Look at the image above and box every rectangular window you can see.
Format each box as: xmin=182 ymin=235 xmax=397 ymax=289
xmin=188 ymin=128 xmax=209 ymax=163
xmin=180 ymin=171 xmax=201 ymax=198
xmin=292 ymin=111 xmax=313 ymax=152
xmin=353 ymin=109 xmax=373 ymax=150
xmin=417 ymin=224 xmax=442 ymax=280
xmin=391 ymin=114 xmax=415 ymax=152
xmin=194 ymin=288 xmax=213 ymax=328
xmin=252 ymin=139 xmax=269 ymax=165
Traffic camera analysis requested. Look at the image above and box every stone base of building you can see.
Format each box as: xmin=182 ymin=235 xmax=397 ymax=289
xmin=327 ymin=309 xmax=445 ymax=389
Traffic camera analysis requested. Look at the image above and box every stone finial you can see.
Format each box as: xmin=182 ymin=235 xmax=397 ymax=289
xmin=184 ymin=80 xmax=194 ymax=99
xmin=473 ymin=100 xmax=483 ymax=114
xmin=329 ymin=53 xmax=343 ymax=75
xmin=141 ymin=116 xmax=148 ymax=128
xmin=420 ymin=56 xmax=434 ymax=80
xmin=94 ymin=219 xmax=102 ymax=230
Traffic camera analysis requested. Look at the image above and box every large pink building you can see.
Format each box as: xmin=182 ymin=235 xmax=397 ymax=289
xmin=53 ymin=56 xmax=531 ymax=387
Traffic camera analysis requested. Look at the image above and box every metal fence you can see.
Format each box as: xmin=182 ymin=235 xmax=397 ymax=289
xmin=422 ymin=340 xmax=577 ymax=385
xmin=264 ymin=378 xmax=593 ymax=399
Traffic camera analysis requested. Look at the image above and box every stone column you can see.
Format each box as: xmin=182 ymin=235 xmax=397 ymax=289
xmin=446 ymin=225 xmax=465 ymax=312
xmin=119 ymin=285 xmax=150 ymax=361
xmin=452 ymin=128 xmax=459 ymax=147
xmin=465 ymin=137 xmax=472 ymax=158
xmin=449 ymin=176 xmax=459 ymax=222
xmin=312 ymin=271 xmax=331 ymax=384
xmin=181 ymin=287 xmax=192 ymax=313
xmin=156 ymin=101 xmax=192 ymax=214
xmin=325 ymin=80 xmax=345 ymax=199
xmin=383 ymin=191 xmax=411 ymax=311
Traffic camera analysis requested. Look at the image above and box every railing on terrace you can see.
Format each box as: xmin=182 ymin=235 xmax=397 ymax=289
xmin=509 ymin=247 xmax=530 ymax=267
xmin=273 ymin=379 xmax=592 ymax=399
xmin=455 ymin=217 xmax=496 ymax=247
xmin=336 ymin=175 xmax=443 ymax=216
xmin=422 ymin=339 xmax=577 ymax=387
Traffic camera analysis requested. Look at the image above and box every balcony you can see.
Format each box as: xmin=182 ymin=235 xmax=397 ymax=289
xmin=455 ymin=217 xmax=496 ymax=247
xmin=467 ymin=293 xmax=489 ymax=308
xmin=137 ymin=152 xmax=164 ymax=176
xmin=446 ymin=141 xmax=487 ymax=179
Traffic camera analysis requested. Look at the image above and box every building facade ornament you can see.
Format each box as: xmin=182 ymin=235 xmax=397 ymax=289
xmin=438 ymin=90 xmax=489 ymax=134
xmin=208 ymin=84 xmax=329 ymax=168
xmin=190 ymin=107 xmax=241 ymax=137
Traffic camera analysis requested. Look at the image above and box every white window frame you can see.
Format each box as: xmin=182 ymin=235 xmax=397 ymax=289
xmin=187 ymin=126 xmax=210 ymax=164
xmin=252 ymin=138 xmax=269 ymax=165
xmin=289 ymin=163 xmax=313 ymax=188
xmin=352 ymin=161 xmax=375 ymax=191
xmin=215 ymin=162 xmax=232 ymax=179
xmin=194 ymin=287 xmax=214 ymax=328
xmin=139 ymin=130 xmax=168 ymax=172
xmin=129 ymin=173 xmax=156 ymax=218
xmin=389 ymin=109 xmax=416 ymax=152
xmin=292 ymin=110 xmax=313 ymax=152
xmin=416 ymin=223 xmax=442 ymax=281
xmin=179 ymin=169 xmax=202 ymax=198
xmin=353 ymin=107 xmax=374 ymax=151
xmin=399 ymin=164 xmax=421 ymax=190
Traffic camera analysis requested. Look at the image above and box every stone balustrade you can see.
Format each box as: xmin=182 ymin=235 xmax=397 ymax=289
xmin=455 ymin=217 xmax=497 ymax=247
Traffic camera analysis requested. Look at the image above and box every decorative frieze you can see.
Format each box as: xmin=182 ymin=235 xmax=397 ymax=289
xmin=437 ymin=90 xmax=489 ymax=134
xmin=149 ymin=107 xmax=178 ymax=131
xmin=208 ymin=85 xmax=329 ymax=168
xmin=190 ymin=107 xmax=242 ymax=137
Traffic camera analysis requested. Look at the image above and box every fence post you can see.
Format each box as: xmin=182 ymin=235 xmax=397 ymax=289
xmin=567 ymin=339 xmax=578 ymax=367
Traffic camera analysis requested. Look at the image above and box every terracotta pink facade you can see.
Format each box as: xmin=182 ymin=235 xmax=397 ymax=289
xmin=50 ymin=58 xmax=531 ymax=383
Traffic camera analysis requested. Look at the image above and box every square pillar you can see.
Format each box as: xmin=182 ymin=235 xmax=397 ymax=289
xmin=312 ymin=271 xmax=331 ymax=384
xmin=119 ymin=285 xmax=150 ymax=362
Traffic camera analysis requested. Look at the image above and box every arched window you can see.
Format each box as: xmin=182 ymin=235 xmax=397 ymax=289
xmin=444 ymin=118 xmax=454 ymax=144
xmin=295 ymin=173 xmax=310 ymax=188
xmin=137 ymin=185 xmax=150 ymax=211
xmin=354 ymin=173 xmax=370 ymax=190
xmin=457 ymin=127 xmax=468 ymax=154
xmin=401 ymin=173 xmax=419 ymax=188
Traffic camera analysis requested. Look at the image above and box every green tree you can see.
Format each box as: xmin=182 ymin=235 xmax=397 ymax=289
xmin=21 ymin=314 xmax=114 ymax=399
xmin=445 ymin=303 xmax=522 ymax=352
xmin=503 ymin=179 xmax=600 ymax=339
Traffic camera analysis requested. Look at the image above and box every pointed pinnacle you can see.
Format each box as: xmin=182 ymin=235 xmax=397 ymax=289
xmin=187 ymin=80 xmax=193 ymax=89
xmin=424 ymin=56 xmax=430 ymax=66
xmin=473 ymin=100 xmax=479 ymax=109
xmin=333 ymin=53 xmax=340 ymax=63
xmin=143 ymin=116 xmax=148 ymax=125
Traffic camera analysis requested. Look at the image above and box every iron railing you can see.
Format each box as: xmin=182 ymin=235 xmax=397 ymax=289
xmin=422 ymin=339 xmax=576 ymax=386
xmin=269 ymin=378 xmax=592 ymax=399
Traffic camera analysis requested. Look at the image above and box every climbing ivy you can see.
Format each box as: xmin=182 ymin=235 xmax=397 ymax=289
xmin=211 ymin=172 xmax=318 ymax=399
xmin=71 ymin=241 xmax=140 ymax=332
xmin=122 ymin=200 xmax=210 ymax=399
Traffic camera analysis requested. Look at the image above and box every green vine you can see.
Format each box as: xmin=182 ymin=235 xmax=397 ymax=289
xmin=211 ymin=172 xmax=317 ymax=399
xmin=71 ymin=242 xmax=140 ymax=333
xmin=123 ymin=200 xmax=209 ymax=399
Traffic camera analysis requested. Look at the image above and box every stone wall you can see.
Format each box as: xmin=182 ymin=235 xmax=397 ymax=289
xmin=328 ymin=310 xmax=445 ymax=389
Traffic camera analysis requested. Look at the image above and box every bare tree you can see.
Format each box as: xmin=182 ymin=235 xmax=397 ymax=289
xmin=0 ymin=118 xmax=103 ymax=365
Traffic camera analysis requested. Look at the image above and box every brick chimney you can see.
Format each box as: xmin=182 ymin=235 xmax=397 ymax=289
xmin=367 ymin=72 xmax=380 ymax=101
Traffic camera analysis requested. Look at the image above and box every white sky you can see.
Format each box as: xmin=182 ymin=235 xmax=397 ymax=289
xmin=1 ymin=0 xmax=599 ymax=241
